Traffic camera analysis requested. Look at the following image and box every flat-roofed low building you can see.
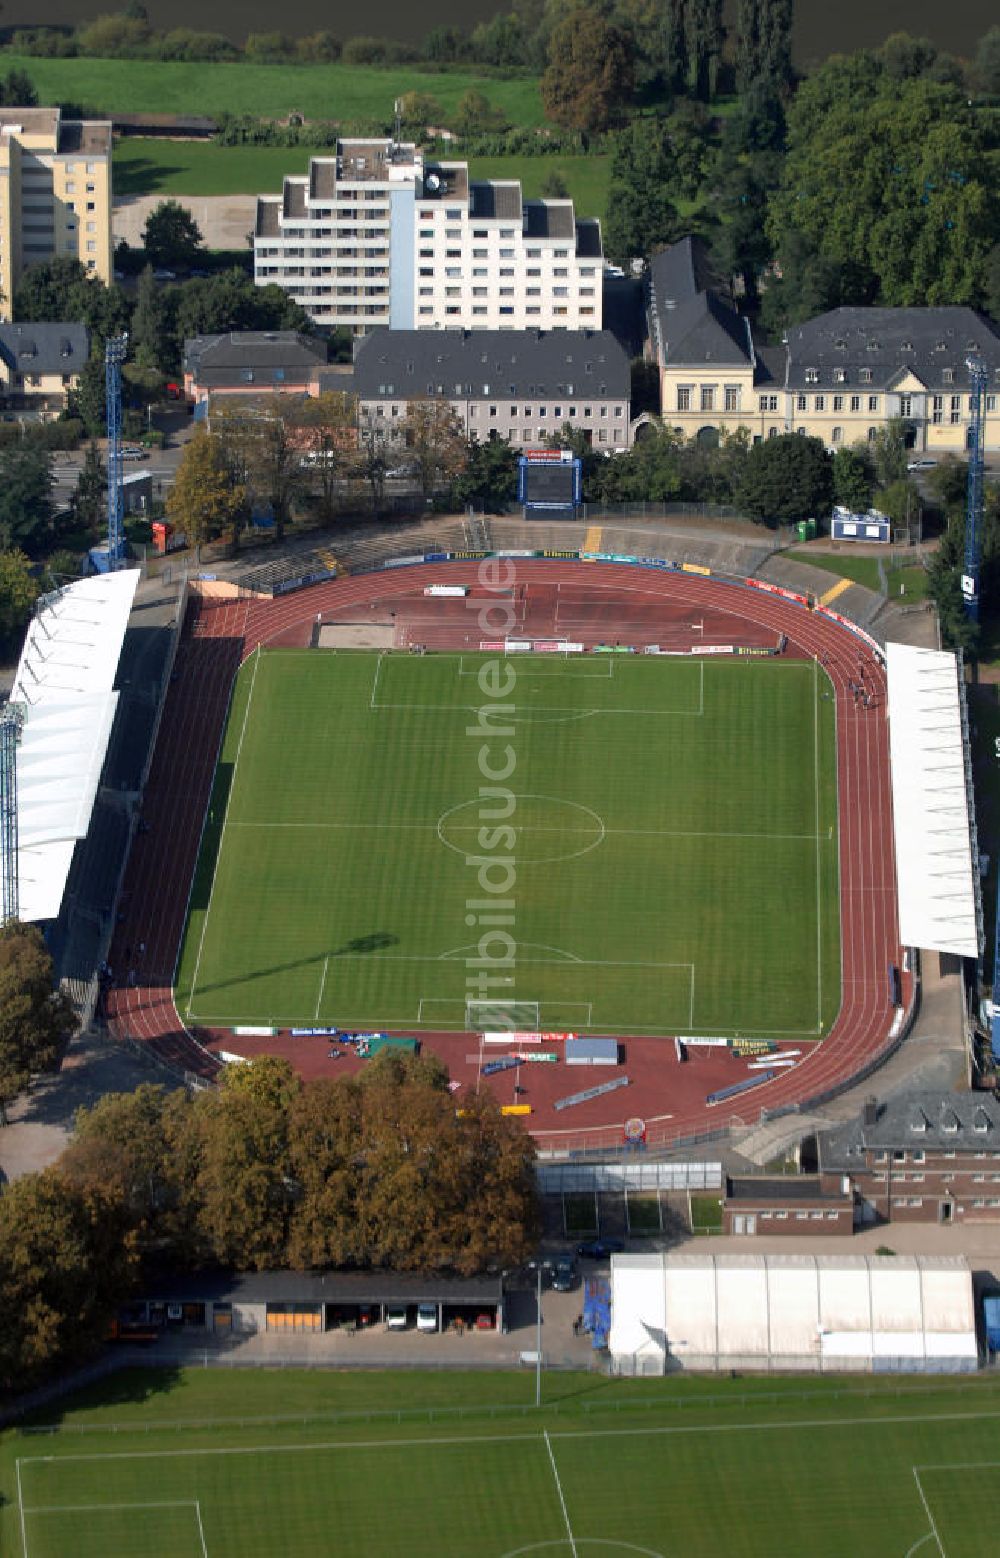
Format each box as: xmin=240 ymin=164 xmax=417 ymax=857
xmin=722 ymin=1174 xmax=854 ymax=1237
xmin=128 ymin=1269 xmax=506 ymax=1337
xmin=353 ymin=326 xmax=631 ymax=450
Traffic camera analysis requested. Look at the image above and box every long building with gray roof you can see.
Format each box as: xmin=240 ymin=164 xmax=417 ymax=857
xmin=353 ymin=327 xmax=631 ymax=450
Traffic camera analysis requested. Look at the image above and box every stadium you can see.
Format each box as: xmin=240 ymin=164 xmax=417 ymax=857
xmin=99 ymin=515 xmax=929 ymax=1155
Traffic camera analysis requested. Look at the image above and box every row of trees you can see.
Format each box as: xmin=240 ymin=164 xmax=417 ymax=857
xmin=7 ymin=0 xmax=790 ymax=94
xmin=545 ymin=416 xmax=919 ymax=526
xmin=166 ymin=395 xmax=475 ymax=552
xmin=925 ymin=461 xmax=1000 ymax=654
xmin=164 ymin=387 xmax=931 ymax=560
xmin=0 ymin=1049 xmax=539 ymax=1393
xmin=597 ymin=42 xmax=1000 ymax=323
xmin=0 ymin=923 xmax=76 ymax=1127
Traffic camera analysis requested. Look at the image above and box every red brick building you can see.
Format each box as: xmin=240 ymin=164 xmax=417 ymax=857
xmin=817 ymin=1092 xmax=1000 ymax=1227
xmin=722 ymin=1176 xmax=854 ymax=1237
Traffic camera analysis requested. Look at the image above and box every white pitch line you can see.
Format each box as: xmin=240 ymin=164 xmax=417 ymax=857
xmin=366 ymin=702 xmax=706 ymax=719
xmin=188 ymin=1010 xmax=819 ymax=1038
xmin=544 ymin=1431 xmax=578 ymax=1558
xmin=278 ymin=951 xmax=697 ymax=971
xmin=186 ymin=645 xmax=261 ymax=1019
xmin=369 ymin=651 xmax=384 ymax=710
xmin=689 ymin=963 xmax=696 ymax=1029
xmin=228 ymin=820 xmax=822 ymax=843
xmin=23 ymin=1501 xmax=201 ymax=1515
xmin=24 ymin=1405 xmax=1000 ymax=1475
xmin=813 ymin=654 xmax=823 ymax=1033
xmin=314 ymin=956 xmax=330 ymax=1022
xmin=912 ymin=1469 xmax=947 ymax=1558
xmin=195 ymin=1500 xmax=209 ymax=1558
xmin=16 ymin=1457 xmax=27 ymax=1558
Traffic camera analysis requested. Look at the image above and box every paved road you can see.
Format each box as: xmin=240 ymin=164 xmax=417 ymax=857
xmin=51 ymin=442 xmax=186 ymax=489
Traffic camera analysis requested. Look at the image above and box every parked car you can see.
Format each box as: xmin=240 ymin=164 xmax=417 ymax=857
xmin=385 ymin=1306 xmax=408 ymax=1330
xmin=121 ymin=446 xmax=148 ymax=462
xmin=551 ymin=1254 xmax=578 ymax=1292
xmin=474 ymin=1312 xmax=495 ymax=1330
xmin=576 ymin=1238 xmax=625 ymax=1260
xmin=907 ymin=458 xmax=936 ymax=471
xmin=416 ymin=1303 xmax=439 ymax=1333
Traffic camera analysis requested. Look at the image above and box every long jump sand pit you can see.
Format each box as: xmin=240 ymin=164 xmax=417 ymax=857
xmin=318 ymin=622 xmax=396 ymax=649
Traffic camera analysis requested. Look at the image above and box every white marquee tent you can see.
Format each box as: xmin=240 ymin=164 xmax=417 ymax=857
xmin=7 ymin=570 xmax=139 ymax=922
xmin=609 ymin=1253 xmax=978 ymax=1375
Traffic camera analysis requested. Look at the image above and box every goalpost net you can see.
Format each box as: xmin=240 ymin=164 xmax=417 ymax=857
xmin=466 ymin=1000 xmax=540 ymax=1033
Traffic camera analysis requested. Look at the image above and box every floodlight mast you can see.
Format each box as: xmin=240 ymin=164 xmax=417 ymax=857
xmin=962 ymin=354 xmax=988 ymax=621
xmin=0 ymin=702 xmax=24 ymax=924
xmin=105 ymin=332 xmax=129 ymax=570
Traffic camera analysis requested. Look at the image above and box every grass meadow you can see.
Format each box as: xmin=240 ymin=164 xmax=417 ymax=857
xmin=2 ymin=54 xmax=545 ymax=126
xmin=4 ymin=1367 xmax=1000 ymax=1556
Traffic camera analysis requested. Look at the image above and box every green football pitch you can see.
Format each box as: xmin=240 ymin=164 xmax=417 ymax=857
xmin=175 ymin=649 xmax=840 ymax=1037
xmin=6 ymin=1369 xmax=1000 ymax=1556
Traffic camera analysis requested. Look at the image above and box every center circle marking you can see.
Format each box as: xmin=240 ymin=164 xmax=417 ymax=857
xmin=436 ymin=793 xmax=606 ymax=865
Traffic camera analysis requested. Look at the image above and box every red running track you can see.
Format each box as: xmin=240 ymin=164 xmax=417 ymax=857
xmin=107 ymin=562 xmax=904 ymax=1152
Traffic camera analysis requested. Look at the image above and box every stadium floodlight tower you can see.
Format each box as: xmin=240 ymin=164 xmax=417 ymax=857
xmin=962 ymin=353 xmax=988 ymax=621
xmin=105 ymin=332 xmax=129 ymax=570
xmin=0 ymin=700 xmax=24 ymax=924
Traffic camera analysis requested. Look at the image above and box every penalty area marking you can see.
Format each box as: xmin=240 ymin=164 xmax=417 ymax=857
xmin=17 ymin=1495 xmax=208 ymax=1558
xmin=314 ymin=955 xmax=330 ymax=1022
xmin=369 ymin=650 xmax=385 ymax=710
xmin=457 ymin=656 xmax=614 ymax=680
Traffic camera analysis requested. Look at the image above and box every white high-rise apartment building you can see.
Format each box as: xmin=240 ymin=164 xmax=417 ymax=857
xmin=253 ymin=140 xmax=603 ymax=334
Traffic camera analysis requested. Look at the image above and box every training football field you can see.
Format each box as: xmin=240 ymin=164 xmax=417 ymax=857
xmin=176 ymin=649 xmax=840 ymax=1037
xmin=7 ymin=1372 xmax=999 ymax=1557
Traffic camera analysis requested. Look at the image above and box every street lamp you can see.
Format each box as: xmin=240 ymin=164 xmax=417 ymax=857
xmin=526 ymin=1260 xmax=544 ymax=1408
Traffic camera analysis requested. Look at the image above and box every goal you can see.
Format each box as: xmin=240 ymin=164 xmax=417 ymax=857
xmin=466 ymin=999 xmax=540 ymax=1033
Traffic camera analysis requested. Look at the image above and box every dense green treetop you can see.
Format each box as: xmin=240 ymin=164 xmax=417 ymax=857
xmin=767 ymin=69 xmax=1000 ymax=317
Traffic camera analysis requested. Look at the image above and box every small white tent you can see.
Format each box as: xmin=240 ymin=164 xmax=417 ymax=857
xmin=609 ymin=1253 xmax=978 ymax=1375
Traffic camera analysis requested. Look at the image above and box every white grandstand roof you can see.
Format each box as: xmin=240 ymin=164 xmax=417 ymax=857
xmin=885 ymin=641 xmax=979 ymax=959
xmin=9 ymin=570 xmax=139 ymax=922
